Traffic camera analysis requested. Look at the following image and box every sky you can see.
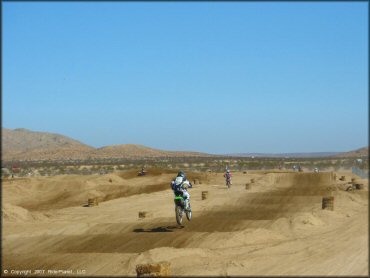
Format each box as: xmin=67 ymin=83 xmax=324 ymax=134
xmin=3 ymin=2 xmax=368 ymax=154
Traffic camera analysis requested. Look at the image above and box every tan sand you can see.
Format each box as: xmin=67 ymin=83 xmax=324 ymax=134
xmin=2 ymin=169 xmax=368 ymax=276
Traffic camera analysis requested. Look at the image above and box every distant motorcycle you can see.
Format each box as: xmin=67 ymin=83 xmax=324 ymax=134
xmin=138 ymin=168 xmax=147 ymax=176
xmin=173 ymin=192 xmax=192 ymax=225
xmin=224 ymin=172 xmax=232 ymax=188
xmin=225 ymin=176 xmax=231 ymax=188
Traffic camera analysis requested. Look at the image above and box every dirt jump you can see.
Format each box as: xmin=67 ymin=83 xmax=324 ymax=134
xmin=2 ymin=169 xmax=368 ymax=276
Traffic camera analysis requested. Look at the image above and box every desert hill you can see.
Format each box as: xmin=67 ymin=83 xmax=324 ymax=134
xmin=2 ymin=128 xmax=367 ymax=162
xmin=1 ymin=128 xmax=211 ymax=161
xmin=2 ymin=128 xmax=92 ymax=152
xmin=91 ymin=144 xmax=211 ymax=159
xmin=335 ymin=146 xmax=368 ymax=158
xmin=2 ymin=128 xmax=93 ymax=161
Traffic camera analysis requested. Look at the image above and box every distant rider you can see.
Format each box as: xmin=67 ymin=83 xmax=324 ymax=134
xmin=171 ymin=171 xmax=193 ymax=211
xmin=224 ymin=169 xmax=232 ymax=185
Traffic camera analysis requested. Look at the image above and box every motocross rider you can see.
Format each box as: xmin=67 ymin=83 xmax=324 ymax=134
xmin=171 ymin=171 xmax=193 ymax=210
xmin=224 ymin=169 xmax=232 ymax=184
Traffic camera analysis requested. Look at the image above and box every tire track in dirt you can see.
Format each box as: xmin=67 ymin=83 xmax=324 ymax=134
xmin=6 ymin=173 xmax=336 ymax=255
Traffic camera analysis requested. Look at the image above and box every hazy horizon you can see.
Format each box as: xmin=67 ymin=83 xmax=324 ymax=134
xmin=3 ymin=2 xmax=368 ymax=154
xmin=3 ymin=126 xmax=366 ymax=155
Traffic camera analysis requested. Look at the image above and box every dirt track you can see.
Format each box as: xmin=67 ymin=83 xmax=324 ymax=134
xmin=2 ymin=169 xmax=368 ymax=276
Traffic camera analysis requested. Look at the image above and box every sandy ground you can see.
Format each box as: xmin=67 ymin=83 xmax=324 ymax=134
xmin=2 ymin=169 xmax=368 ymax=276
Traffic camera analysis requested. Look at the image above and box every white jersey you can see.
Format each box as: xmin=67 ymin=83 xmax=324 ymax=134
xmin=171 ymin=177 xmax=192 ymax=198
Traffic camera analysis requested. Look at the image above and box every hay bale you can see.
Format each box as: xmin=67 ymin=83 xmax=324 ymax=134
xmin=322 ymin=196 xmax=334 ymax=210
xmin=201 ymin=191 xmax=208 ymax=200
xmin=355 ymin=184 xmax=364 ymax=190
xmin=339 ymin=176 xmax=346 ymax=181
xmin=243 ymin=171 xmax=247 ymax=174
xmin=136 ymin=261 xmax=171 ymax=277
xmin=88 ymin=198 xmax=98 ymax=207
xmin=139 ymin=211 xmax=153 ymax=219
xmin=109 ymin=178 xmax=113 ymax=183
xmin=193 ymin=179 xmax=202 ymax=185
xmin=245 ymin=183 xmax=251 ymax=190
xmin=250 ymin=178 xmax=255 ymax=183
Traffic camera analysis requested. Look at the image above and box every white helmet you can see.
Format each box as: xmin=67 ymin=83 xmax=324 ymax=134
xmin=175 ymin=176 xmax=183 ymax=186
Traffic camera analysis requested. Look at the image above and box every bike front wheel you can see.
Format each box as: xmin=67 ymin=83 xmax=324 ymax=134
xmin=186 ymin=209 xmax=192 ymax=221
xmin=175 ymin=206 xmax=183 ymax=225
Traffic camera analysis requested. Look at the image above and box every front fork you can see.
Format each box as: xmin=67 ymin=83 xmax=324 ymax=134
xmin=184 ymin=199 xmax=191 ymax=210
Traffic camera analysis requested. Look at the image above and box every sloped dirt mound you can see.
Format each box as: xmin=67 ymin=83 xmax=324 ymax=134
xmin=118 ymin=168 xmax=209 ymax=182
xmin=118 ymin=168 xmax=178 ymax=179
xmin=2 ymin=203 xmax=30 ymax=221
xmin=2 ymin=203 xmax=47 ymax=222
xmin=99 ymin=183 xmax=170 ymax=203
xmin=182 ymin=173 xmax=335 ymax=232
xmin=19 ymin=182 xmax=171 ymax=211
xmin=272 ymin=172 xmax=334 ymax=187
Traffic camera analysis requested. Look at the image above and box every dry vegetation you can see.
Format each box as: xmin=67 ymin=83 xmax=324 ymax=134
xmin=2 ymin=155 xmax=368 ymax=179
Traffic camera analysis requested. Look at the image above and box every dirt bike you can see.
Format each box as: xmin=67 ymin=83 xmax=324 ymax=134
xmin=225 ymin=175 xmax=232 ymax=188
xmin=226 ymin=178 xmax=231 ymax=188
xmin=137 ymin=170 xmax=147 ymax=176
xmin=174 ymin=193 xmax=192 ymax=225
